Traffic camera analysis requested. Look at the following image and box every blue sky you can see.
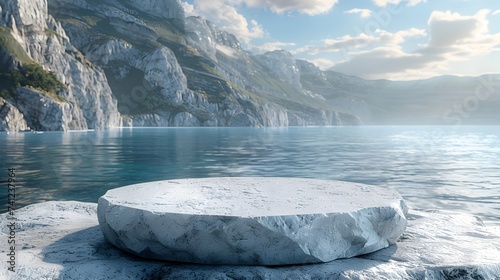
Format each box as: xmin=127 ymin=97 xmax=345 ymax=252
xmin=181 ymin=0 xmax=500 ymax=80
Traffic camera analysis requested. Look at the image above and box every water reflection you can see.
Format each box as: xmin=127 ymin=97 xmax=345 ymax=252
xmin=0 ymin=126 xmax=499 ymax=226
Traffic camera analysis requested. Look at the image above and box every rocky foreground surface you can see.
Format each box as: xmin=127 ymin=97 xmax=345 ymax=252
xmin=1 ymin=200 xmax=500 ymax=279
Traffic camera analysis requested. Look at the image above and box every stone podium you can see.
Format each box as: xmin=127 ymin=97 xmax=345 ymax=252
xmin=97 ymin=177 xmax=408 ymax=265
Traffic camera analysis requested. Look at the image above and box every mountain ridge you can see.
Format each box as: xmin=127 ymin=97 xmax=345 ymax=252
xmin=0 ymin=0 xmax=499 ymax=132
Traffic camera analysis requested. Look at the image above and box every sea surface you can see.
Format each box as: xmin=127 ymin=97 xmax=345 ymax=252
xmin=1 ymin=126 xmax=499 ymax=226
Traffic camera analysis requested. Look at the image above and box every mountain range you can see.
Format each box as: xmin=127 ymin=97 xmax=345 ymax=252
xmin=1 ymin=0 xmax=499 ymax=132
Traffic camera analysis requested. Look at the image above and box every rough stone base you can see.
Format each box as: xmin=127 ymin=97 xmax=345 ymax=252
xmin=97 ymin=178 xmax=408 ymax=265
xmin=1 ymin=201 xmax=500 ymax=279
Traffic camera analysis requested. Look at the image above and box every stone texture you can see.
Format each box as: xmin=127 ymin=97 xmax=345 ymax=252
xmin=0 ymin=97 xmax=29 ymax=132
xmin=185 ymin=16 xmax=242 ymax=62
xmin=0 ymin=0 xmax=122 ymax=131
xmin=1 ymin=201 xmax=500 ymax=279
xmin=97 ymin=177 xmax=408 ymax=265
xmin=12 ymin=87 xmax=87 ymax=131
xmin=255 ymin=50 xmax=302 ymax=89
xmin=133 ymin=48 xmax=190 ymax=103
xmin=125 ymin=0 xmax=185 ymax=20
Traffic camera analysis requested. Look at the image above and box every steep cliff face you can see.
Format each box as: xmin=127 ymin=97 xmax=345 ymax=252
xmin=0 ymin=97 xmax=28 ymax=132
xmin=0 ymin=0 xmax=121 ymax=131
xmin=184 ymin=16 xmax=242 ymax=62
xmin=255 ymin=50 xmax=302 ymax=89
xmin=183 ymin=16 xmax=359 ymax=126
xmin=13 ymin=87 xmax=87 ymax=131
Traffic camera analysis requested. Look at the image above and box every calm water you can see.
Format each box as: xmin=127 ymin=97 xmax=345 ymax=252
xmin=1 ymin=126 xmax=499 ymax=226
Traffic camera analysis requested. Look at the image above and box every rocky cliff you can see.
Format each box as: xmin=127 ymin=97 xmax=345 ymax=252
xmin=0 ymin=0 xmax=121 ymax=131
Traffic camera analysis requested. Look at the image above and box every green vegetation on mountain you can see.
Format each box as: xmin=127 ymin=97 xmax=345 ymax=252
xmin=0 ymin=27 xmax=66 ymax=101
xmin=104 ymin=62 xmax=188 ymax=115
xmin=0 ymin=64 xmax=67 ymax=101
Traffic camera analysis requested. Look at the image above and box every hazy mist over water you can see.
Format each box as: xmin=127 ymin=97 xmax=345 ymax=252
xmin=1 ymin=126 xmax=499 ymax=225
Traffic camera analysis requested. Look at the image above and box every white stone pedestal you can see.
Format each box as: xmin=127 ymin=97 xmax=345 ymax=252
xmin=97 ymin=177 xmax=408 ymax=265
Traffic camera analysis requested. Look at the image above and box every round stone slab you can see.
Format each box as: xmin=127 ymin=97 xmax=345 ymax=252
xmin=97 ymin=177 xmax=408 ymax=265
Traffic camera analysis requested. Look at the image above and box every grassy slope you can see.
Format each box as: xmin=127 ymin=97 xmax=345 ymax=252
xmin=0 ymin=27 xmax=32 ymax=65
xmin=0 ymin=27 xmax=66 ymax=101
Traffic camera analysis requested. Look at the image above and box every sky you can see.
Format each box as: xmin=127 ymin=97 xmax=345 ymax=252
xmin=180 ymin=0 xmax=500 ymax=81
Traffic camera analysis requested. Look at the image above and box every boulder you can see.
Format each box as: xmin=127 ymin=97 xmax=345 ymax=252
xmin=97 ymin=177 xmax=408 ymax=265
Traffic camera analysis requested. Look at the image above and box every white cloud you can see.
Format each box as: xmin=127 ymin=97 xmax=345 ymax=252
xmin=379 ymin=28 xmax=427 ymax=44
xmin=494 ymin=10 xmax=500 ymax=16
xmin=321 ymin=33 xmax=378 ymax=51
xmin=243 ymin=0 xmax=338 ymax=15
xmin=293 ymin=28 xmax=425 ymax=55
xmin=185 ymin=0 xmax=340 ymax=45
xmin=372 ymin=0 xmax=401 ymax=7
xmin=331 ymin=47 xmax=431 ymax=79
xmin=216 ymin=44 xmax=237 ymax=58
xmin=428 ymin=10 xmax=486 ymax=45
xmin=407 ymin=0 xmax=427 ymax=6
xmin=309 ymin=58 xmax=336 ymax=70
xmin=372 ymin=0 xmax=426 ymax=7
xmin=330 ymin=9 xmax=500 ymax=80
xmin=426 ymin=9 xmax=491 ymax=51
xmin=250 ymin=41 xmax=296 ymax=53
xmin=344 ymin=8 xmax=372 ymax=18
xmin=180 ymin=1 xmax=195 ymax=16
xmin=190 ymin=0 xmax=265 ymax=44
